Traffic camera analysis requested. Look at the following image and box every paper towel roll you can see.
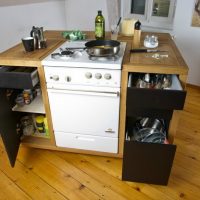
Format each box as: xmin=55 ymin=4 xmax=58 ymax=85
xmin=121 ymin=18 xmax=136 ymax=36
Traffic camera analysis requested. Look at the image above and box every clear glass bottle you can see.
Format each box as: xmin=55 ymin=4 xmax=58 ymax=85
xmin=95 ymin=10 xmax=105 ymax=40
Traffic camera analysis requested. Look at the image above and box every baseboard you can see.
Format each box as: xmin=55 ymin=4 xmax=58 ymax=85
xmin=186 ymin=83 xmax=200 ymax=90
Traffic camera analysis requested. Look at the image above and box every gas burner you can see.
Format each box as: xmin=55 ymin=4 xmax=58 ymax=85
xmin=42 ymin=41 xmax=126 ymax=69
xmin=51 ymin=49 xmax=74 ymax=59
xmin=51 ymin=49 xmax=83 ymax=60
xmin=88 ymin=55 xmax=119 ymax=61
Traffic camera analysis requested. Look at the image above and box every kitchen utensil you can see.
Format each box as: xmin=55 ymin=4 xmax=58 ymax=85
xmin=129 ymin=118 xmax=165 ymax=141
xmin=65 ymin=40 xmax=120 ymax=57
xmin=121 ymin=18 xmax=136 ymax=36
xmin=162 ymin=74 xmax=172 ymax=88
xmin=130 ymin=49 xmax=167 ymax=53
xmin=110 ymin=17 xmax=122 ymax=40
xmin=116 ymin=17 xmax=122 ymax=28
xmin=132 ymin=125 xmax=166 ymax=143
xmin=111 ymin=17 xmax=121 ymax=32
xmin=30 ymin=26 xmax=46 ymax=49
xmin=111 ymin=20 xmax=121 ymax=40
xmin=62 ymin=40 xmax=121 ymax=57
xmin=140 ymin=129 xmax=166 ymax=143
xmin=51 ymin=49 xmax=75 ymax=58
xmin=85 ymin=40 xmax=120 ymax=57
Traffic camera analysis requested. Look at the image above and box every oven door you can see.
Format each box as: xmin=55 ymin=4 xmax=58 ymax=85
xmin=47 ymin=89 xmax=120 ymax=138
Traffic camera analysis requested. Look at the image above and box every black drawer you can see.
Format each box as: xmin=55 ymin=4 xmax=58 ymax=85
xmin=0 ymin=66 xmax=39 ymax=89
xmin=127 ymin=74 xmax=186 ymax=111
xmin=122 ymin=140 xmax=176 ymax=185
xmin=126 ymin=108 xmax=173 ymax=120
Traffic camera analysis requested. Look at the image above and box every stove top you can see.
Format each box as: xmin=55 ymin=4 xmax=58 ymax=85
xmin=42 ymin=41 xmax=126 ymax=69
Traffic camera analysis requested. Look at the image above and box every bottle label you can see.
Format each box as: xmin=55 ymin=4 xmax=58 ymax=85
xmin=95 ymin=23 xmax=103 ymax=38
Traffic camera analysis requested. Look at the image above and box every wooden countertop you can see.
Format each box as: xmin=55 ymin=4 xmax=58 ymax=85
xmin=0 ymin=38 xmax=63 ymax=66
xmin=0 ymin=30 xmax=189 ymax=75
xmin=123 ymin=33 xmax=188 ymax=75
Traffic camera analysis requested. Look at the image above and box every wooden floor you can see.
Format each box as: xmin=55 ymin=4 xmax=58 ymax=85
xmin=1 ymin=85 xmax=200 ymax=200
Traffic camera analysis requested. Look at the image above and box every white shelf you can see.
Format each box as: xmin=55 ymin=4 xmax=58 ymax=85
xmin=12 ymin=95 xmax=45 ymax=114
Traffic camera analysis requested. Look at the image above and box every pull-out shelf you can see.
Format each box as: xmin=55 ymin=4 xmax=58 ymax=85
xmin=127 ymin=74 xmax=186 ymax=112
xmin=122 ymin=138 xmax=176 ymax=185
xmin=122 ymin=73 xmax=185 ymax=185
xmin=0 ymin=66 xmax=39 ymax=89
xmin=122 ymin=116 xmax=176 ymax=185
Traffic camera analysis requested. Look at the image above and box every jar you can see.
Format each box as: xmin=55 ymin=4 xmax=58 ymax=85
xmin=20 ymin=116 xmax=35 ymax=136
xmin=23 ymin=89 xmax=33 ymax=104
xmin=35 ymin=115 xmax=45 ymax=133
xmin=144 ymin=35 xmax=158 ymax=48
xmin=15 ymin=94 xmax=24 ymax=106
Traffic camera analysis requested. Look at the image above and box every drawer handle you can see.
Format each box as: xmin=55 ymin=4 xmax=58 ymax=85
xmin=75 ymin=136 xmax=95 ymax=142
xmin=105 ymin=129 xmax=115 ymax=134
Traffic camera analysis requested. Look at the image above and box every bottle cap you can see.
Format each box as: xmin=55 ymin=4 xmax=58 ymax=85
xmin=135 ymin=20 xmax=141 ymax=30
xmin=98 ymin=10 xmax=102 ymax=14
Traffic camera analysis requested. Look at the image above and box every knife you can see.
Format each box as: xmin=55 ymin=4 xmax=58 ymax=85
xmin=130 ymin=49 xmax=167 ymax=53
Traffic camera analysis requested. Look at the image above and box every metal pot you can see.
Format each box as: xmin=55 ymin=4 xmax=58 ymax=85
xmin=84 ymin=40 xmax=120 ymax=57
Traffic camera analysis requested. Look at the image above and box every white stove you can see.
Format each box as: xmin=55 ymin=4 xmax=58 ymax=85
xmin=42 ymin=40 xmax=126 ymax=69
xmin=42 ymin=40 xmax=126 ymax=154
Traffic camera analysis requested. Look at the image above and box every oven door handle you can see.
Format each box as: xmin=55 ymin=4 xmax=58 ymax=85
xmin=47 ymin=89 xmax=120 ymax=97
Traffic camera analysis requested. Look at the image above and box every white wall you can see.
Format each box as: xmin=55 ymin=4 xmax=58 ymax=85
xmin=65 ymin=0 xmax=109 ymax=31
xmin=65 ymin=0 xmax=200 ymax=86
xmin=172 ymin=0 xmax=200 ymax=86
xmin=0 ymin=0 xmax=66 ymax=52
xmin=1 ymin=0 xmax=199 ymax=85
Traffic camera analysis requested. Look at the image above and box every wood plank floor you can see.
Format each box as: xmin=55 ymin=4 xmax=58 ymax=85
xmin=1 ymin=85 xmax=200 ymax=200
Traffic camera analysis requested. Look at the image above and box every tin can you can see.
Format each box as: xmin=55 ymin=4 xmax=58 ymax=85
xmin=23 ymin=89 xmax=33 ymax=104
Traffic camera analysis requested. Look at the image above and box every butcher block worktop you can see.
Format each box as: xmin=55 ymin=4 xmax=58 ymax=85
xmin=0 ymin=31 xmax=188 ymax=75
xmin=0 ymin=30 xmax=188 ymax=158
xmin=0 ymin=39 xmax=63 ymax=66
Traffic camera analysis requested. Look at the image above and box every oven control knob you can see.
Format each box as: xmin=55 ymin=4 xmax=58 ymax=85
xmin=50 ymin=75 xmax=59 ymax=81
xmin=95 ymin=73 xmax=102 ymax=79
xmin=85 ymin=72 xmax=92 ymax=79
xmin=65 ymin=76 xmax=71 ymax=82
xmin=104 ymin=73 xmax=112 ymax=80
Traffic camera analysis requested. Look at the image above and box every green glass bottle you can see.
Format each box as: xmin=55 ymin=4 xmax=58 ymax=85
xmin=95 ymin=10 xmax=105 ymax=40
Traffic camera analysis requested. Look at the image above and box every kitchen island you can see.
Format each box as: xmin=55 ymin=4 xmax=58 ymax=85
xmin=0 ymin=31 xmax=188 ymax=184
